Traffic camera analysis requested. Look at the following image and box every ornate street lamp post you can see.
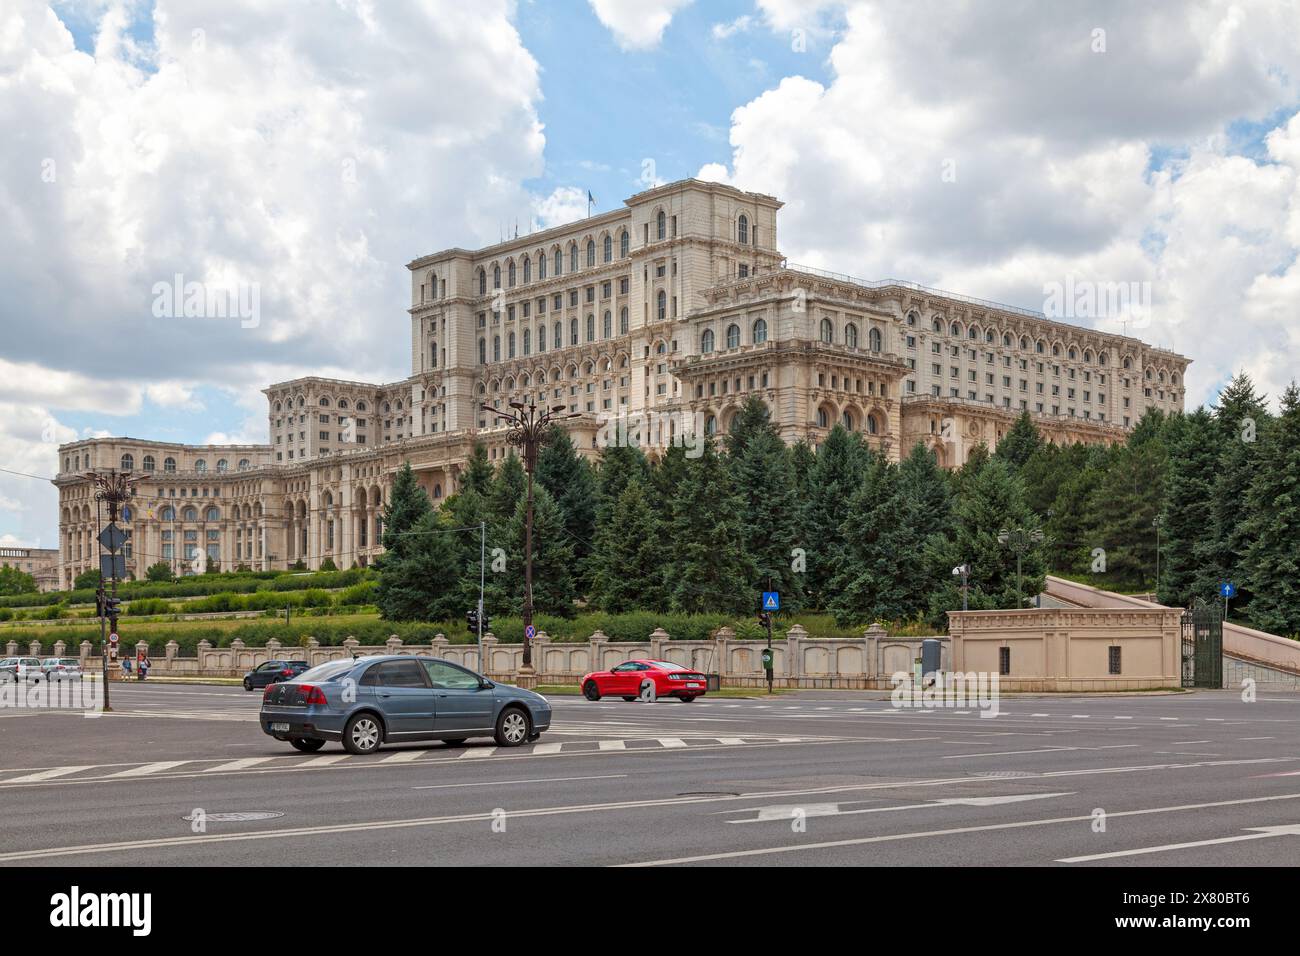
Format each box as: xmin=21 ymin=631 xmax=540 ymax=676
xmin=88 ymin=468 xmax=137 ymax=712
xmin=480 ymin=400 xmax=577 ymax=686
xmin=997 ymin=527 xmax=1043 ymax=610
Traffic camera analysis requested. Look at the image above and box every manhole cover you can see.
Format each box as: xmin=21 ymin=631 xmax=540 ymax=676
xmin=182 ymin=811 xmax=284 ymax=823
xmin=968 ymin=771 xmax=1037 ymax=779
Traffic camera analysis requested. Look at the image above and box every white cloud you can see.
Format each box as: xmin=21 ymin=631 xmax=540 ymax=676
xmin=533 ymin=186 xmax=590 ymax=228
xmin=588 ymin=0 xmax=692 ymax=51
xmin=703 ymin=0 xmax=1300 ymax=409
xmin=711 ymin=15 xmax=753 ymax=40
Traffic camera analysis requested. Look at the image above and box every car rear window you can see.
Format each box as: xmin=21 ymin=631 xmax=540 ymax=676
xmin=60 ymin=660 xmax=80 ymax=666
xmin=296 ymin=660 xmax=356 ymax=682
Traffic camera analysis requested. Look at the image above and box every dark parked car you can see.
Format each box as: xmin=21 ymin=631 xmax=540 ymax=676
xmin=242 ymin=660 xmax=310 ymax=691
xmin=259 ymin=655 xmax=551 ymax=754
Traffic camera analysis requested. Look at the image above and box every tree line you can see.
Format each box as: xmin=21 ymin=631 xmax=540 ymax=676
xmin=373 ymin=373 xmax=1300 ymax=639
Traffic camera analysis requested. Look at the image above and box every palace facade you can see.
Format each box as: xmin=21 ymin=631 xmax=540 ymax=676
xmin=53 ymin=179 xmax=1189 ymax=587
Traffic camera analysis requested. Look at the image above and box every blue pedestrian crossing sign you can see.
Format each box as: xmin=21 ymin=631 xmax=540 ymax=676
xmin=1219 ymin=582 xmax=1237 ymax=599
xmin=761 ymin=591 xmax=780 ymax=611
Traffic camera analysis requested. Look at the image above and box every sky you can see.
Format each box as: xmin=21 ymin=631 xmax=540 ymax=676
xmin=2 ymin=0 xmax=1300 ymax=550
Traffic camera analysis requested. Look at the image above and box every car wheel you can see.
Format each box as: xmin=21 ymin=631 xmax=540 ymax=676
xmin=494 ymin=707 xmax=530 ymax=747
xmin=679 ymin=695 xmax=696 ymax=702
xmin=621 ymin=696 xmax=637 ymax=702
xmin=342 ymin=713 xmax=383 ymax=755
xmin=290 ymin=737 xmax=325 ymax=753
xmin=243 ymin=678 xmax=253 ymax=691
xmin=443 ymin=738 xmax=468 ymax=747
xmin=582 ymin=680 xmax=601 ymax=701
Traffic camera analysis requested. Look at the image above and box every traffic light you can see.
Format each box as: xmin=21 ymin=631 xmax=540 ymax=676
xmin=757 ymin=612 xmax=771 ymax=629
xmin=467 ymin=609 xmax=490 ymax=633
xmin=103 ymin=596 xmax=121 ymax=619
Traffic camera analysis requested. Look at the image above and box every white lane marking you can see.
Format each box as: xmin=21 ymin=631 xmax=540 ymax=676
xmin=1057 ymin=825 xmax=1300 ymax=863
xmin=1159 ymin=717 xmax=1179 ymax=721
xmin=1031 ymin=713 xmax=1049 ymax=717
xmin=656 ymin=738 xmax=688 ymax=748
xmin=1241 ymin=736 xmax=1275 ymax=741
xmin=531 ymin=743 xmax=563 ymax=755
xmin=458 ymin=748 xmax=497 ymax=759
xmin=598 ymin=740 xmax=627 ymax=751
xmin=1113 ymin=716 xmax=1133 ymax=720
xmin=730 ymin=792 xmax=1076 ymax=823
xmin=1071 ymin=715 xmax=1090 ymax=718
xmin=4 ymin=766 xmax=94 ymax=783
xmin=380 ymin=750 xmax=425 ymax=764
xmin=204 ymin=757 xmax=276 ymax=773
xmin=717 ymin=737 xmax=747 ymax=745
xmin=1205 ymin=718 xmax=1225 ymax=721
xmin=108 ymin=761 xmax=189 ymax=778
xmin=297 ymin=755 xmax=350 ymax=768
xmin=412 ymin=773 xmax=626 ymax=791
xmin=620 ymin=793 xmax=1300 ymax=867
xmin=1172 ymin=740 xmax=1211 ymax=745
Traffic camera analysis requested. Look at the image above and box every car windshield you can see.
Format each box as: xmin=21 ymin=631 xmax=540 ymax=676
xmin=295 ymin=660 xmax=357 ymax=683
xmin=61 ymin=660 xmax=79 ymax=666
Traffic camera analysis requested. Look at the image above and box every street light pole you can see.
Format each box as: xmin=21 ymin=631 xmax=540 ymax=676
xmin=480 ymin=400 xmax=577 ymax=686
xmin=1153 ymin=513 xmax=1164 ymax=600
xmin=88 ymin=468 xmax=137 ymax=713
xmin=997 ymin=527 xmax=1044 ymax=610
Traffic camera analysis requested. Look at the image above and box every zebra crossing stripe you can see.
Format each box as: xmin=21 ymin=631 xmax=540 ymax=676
xmin=458 ymin=748 xmax=497 ymax=759
xmin=656 ymin=738 xmax=688 ymax=748
xmin=203 ymin=757 xmax=275 ymax=773
xmin=531 ymin=742 xmax=563 ymax=755
xmin=379 ymin=750 xmax=425 ymax=763
xmin=598 ymin=740 xmax=627 ymax=751
xmin=109 ymin=761 xmax=189 ymax=778
xmin=4 ymin=766 xmax=94 ymax=783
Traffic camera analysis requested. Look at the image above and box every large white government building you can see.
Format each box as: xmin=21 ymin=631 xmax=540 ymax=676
xmin=53 ymin=179 xmax=1189 ymax=587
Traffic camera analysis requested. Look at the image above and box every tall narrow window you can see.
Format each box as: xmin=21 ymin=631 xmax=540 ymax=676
xmin=508 ymin=261 xmax=516 ymax=287
xmin=701 ymin=329 xmax=715 ymax=353
xmin=493 ymin=265 xmax=501 ymax=289
xmin=726 ymin=324 xmax=740 ymax=349
xmin=656 ymin=210 xmax=665 ymax=240
xmin=603 ymin=310 xmax=612 ymax=338
xmin=737 ymin=214 xmax=749 ymax=245
xmin=554 ymin=249 xmax=562 ymax=275
xmin=620 ymin=230 xmax=629 ymax=257
xmin=620 ymin=307 xmax=628 ymax=334
xmin=657 ymin=290 xmax=667 ymax=320
xmin=753 ymin=318 xmax=768 ymax=344
xmin=586 ymin=239 xmax=596 ymax=267
xmin=603 ymin=235 xmax=612 ymax=262
xmin=999 ymin=647 xmax=1011 ymax=676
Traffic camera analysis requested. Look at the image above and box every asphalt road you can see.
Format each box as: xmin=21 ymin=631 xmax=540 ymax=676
xmin=2 ymin=683 xmax=1299 ymax=866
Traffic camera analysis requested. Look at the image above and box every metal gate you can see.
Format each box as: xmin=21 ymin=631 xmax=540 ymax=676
xmin=1182 ymin=599 xmax=1223 ymax=689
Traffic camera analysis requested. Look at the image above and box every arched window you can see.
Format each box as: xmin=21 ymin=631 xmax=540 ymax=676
xmin=869 ymin=327 xmax=882 ymax=352
xmin=570 ymin=244 xmax=578 ymax=272
xmin=704 ymin=414 xmax=717 ymax=435
xmin=554 ymin=249 xmax=562 ymax=276
xmin=701 ymin=329 xmax=715 ymax=353
xmin=586 ymin=314 xmax=595 ymax=341
xmin=195 ymin=459 xmax=207 ymax=473
xmin=1036 ymin=340 xmax=1045 ymax=354
xmin=120 ymin=454 xmax=134 ymax=471
xmin=142 ymin=455 xmax=155 ymax=472
xmin=866 ymin=413 xmax=879 ymax=435
xmin=555 ymin=322 xmax=563 ymax=348
xmin=493 ymin=336 xmax=501 ymax=362
xmin=164 ymin=457 xmax=177 ymax=473
xmin=1003 ymin=333 xmax=1012 ymax=347
xmin=656 ymin=210 xmax=666 ymax=240
xmin=523 ymin=328 xmax=531 ymax=355
xmin=570 ymin=319 xmax=578 ymax=345
xmin=538 ymin=325 xmax=546 ymax=351
xmin=493 ymin=265 xmax=501 ymax=289
xmin=726 ymin=323 xmax=741 ymax=349
xmin=479 ymin=270 xmax=487 ymax=294
xmin=182 ymin=506 xmax=198 ymax=521
xmin=845 ymin=323 xmax=859 ymax=348
xmin=738 ymin=214 xmax=749 ymax=245
xmin=816 ymin=407 xmax=829 ymax=429
xmin=603 ymin=311 xmax=612 ymax=338
xmin=820 ymin=318 xmax=833 ymax=343
xmin=508 ymin=261 xmax=516 ymax=287
xmin=238 ymin=459 xmax=250 ymax=471
xmin=657 ymin=290 xmax=667 ymax=320
xmin=603 ymin=235 xmax=612 ymax=262
xmin=522 ymin=257 xmax=531 ymax=283
xmin=478 ymin=338 xmax=486 ymax=364
xmin=161 ymin=506 xmax=175 ymax=521
xmin=586 ymin=239 xmax=596 ymax=267
xmin=431 ymin=342 xmax=438 ymax=366
xmin=620 ymin=230 xmax=629 ymax=258
xmin=619 ymin=307 xmax=629 ymax=334
xmin=753 ymin=317 xmax=768 ymax=344
xmin=508 ymin=332 xmax=516 ymax=359
xmin=842 ymin=410 xmax=855 ymax=430
xmin=950 ymin=322 xmax=962 ymax=337
xmin=205 ymin=506 xmax=220 ymax=521
xmin=538 ymin=254 xmax=546 ymax=280
xmin=216 ymin=459 xmax=228 ymax=473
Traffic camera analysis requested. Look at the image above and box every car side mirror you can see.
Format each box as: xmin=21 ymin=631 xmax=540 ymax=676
xmin=479 ymin=679 xmax=494 ymax=690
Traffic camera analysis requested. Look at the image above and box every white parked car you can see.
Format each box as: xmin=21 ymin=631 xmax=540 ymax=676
xmin=41 ymin=658 xmax=83 ymax=681
xmin=0 ymin=657 xmax=44 ymax=682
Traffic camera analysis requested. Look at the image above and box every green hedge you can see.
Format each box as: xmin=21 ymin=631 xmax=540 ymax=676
xmin=0 ymin=568 xmax=373 ymax=609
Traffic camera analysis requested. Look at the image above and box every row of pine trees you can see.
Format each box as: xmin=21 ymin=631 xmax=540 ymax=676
xmin=372 ymin=372 xmax=1300 ymax=638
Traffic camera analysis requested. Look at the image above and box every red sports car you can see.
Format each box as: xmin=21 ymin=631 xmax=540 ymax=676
xmin=580 ymin=660 xmax=708 ymax=702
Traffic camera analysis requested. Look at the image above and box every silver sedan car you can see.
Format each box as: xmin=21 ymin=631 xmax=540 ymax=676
xmin=259 ymin=655 xmax=552 ymax=755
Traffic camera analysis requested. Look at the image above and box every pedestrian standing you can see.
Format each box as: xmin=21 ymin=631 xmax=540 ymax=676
xmin=121 ymin=656 xmax=132 ymax=682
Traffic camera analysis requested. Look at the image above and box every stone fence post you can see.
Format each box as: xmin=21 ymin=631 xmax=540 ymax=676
xmin=785 ymin=624 xmax=808 ymax=681
xmin=714 ymin=626 xmax=734 ymax=680
xmin=648 ymin=627 xmax=669 ymax=661
xmin=79 ymin=640 xmax=93 ymax=662
xmin=4 ymin=641 xmax=16 ymax=656
xmin=165 ymin=640 xmax=178 ymax=663
xmin=53 ymin=640 xmax=67 ymax=658
xmin=589 ymin=630 xmax=606 ymax=671
xmin=28 ymin=640 xmax=41 ymax=657
xmin=266 ymin=638 xmax=282 ymax=657
xmin=385 ymin=635 xmax=403 ymax=654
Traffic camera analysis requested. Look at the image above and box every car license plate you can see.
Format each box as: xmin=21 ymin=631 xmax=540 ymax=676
xmin=271 ymin=722 xmax=290 ymax=732
xmin=687 ymin=682 xmax=701 ymax=688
